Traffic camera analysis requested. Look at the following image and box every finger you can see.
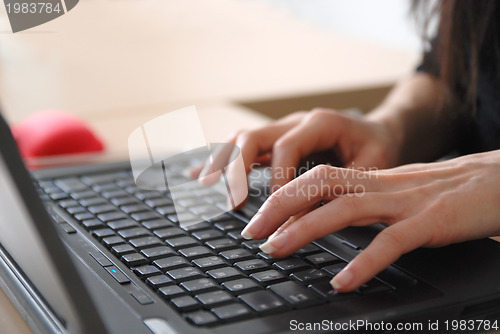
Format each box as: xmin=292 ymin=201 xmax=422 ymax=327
xmin=266 ymin=203 xmax=320 ymax=241
xmin=223 ymin=117 xmax=304 ymax=208
xmin=346 ymin=144 xmax=392 ymax=170
xmin=331 ymin=218 xmax=431 ymax=292
xmin=189 ymin=165 xmax=204 ymax=179
xmin=242 ymin=165 xmax=383 ymax=239
xmin=269 ymin=114 xmax=343 ymax=191
xmin=258 ymin=192 xmax=399 ymax=256
xmin=198 ymin=143 xmax=238 ymax=186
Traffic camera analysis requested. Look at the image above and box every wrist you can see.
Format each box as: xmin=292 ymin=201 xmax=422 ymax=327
xmin=365 ymin=106 xmax=406 ymax=166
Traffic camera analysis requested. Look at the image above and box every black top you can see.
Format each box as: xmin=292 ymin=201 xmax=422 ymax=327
xmin=417 ymin=18 xmax=500 ymax=154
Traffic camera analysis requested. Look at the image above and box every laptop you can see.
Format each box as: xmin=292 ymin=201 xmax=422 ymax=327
xmin=1 ymin=112 xmax=499 ymax=334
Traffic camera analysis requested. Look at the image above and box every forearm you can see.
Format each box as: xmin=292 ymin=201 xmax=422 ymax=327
xmin=366 ymin=73 xmax=464 ymax=165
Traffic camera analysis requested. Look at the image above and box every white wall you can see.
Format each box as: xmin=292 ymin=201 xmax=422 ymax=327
xmin=264 ymin=0 xmax=422 ymax=53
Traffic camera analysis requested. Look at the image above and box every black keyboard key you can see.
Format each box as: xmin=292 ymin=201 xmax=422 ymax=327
xmin=141 ymin=246 xmax=176 ymax=261
xmin=129 ymin=236 xmax=163 ymax=249
xmin=146 ymin=275 xmax=173 ymax=289
xmin=107 ymin=219 xmax=139 ymax=230
xmin=102 ymin=236 xmax=125 ymax=248
xmin=242 ymin=240 xmax=266 ymax=252
xmin=195 ymin=290 xmax=233 ymax=307
xmin=142 ymin=219 xmax=175 ymax=230
xmin=120 ymin=204 xmax=149 ymax=214
xmin=189 ymin=204 xmax=220 ymax=216
xmin=81 ymin=219 xmax=104 ymax=230
xmin=115 ymin=178 xmax=136 ymax=188
xmin=111 ymin=197 xmax=138 ymax=206
xmin=192 ymin=256 xmax=226 ymax=270
xmin=256 ymin=251 xmax=275 ymax=262
xmin=166 ymin=236 xmax=198 ymax=249
xmin=305 ymin=252 xmax=342 ymax=267
xmin=214 ymin=220 xmax=246 ymax=232
xmin=66 ymin=206 xmax=86 ymax=214
xmin=92 ymin=228 xmax=116 ymax=239
xmin=290 ymin=268 xmax=328 ymax=284
xmin=102 ymin=189 xmax=129 ymax=199
xmin=309 ymin=281 xmax=360 ymax=302
xmin=54 ymin=178 xmax=88 ymax=193
xmin=156 ymin=205 xmax=177 ymax=215
xmin=192 ymin=230 xmax=224 ymax=242
xmin=79 ymin=197 xmax=108 ymax=207
xmin=227 ymin=231 xmax=245 ymax=242
xmin=268 ymin=281 xmax=323 ymax=308
xmin=112 ymin=244 xmax=135 ymax=256
xmin=186 ymin=310 xmax=219 ymax=326
xmin=70 ymin=190 xmax=95 ymax=200
xmin=171 ymin=296 xmax=200 ymax=312
xmin=59 ymin=223 xmax=76 ymax=234
xmin=207 ymin=267 xmax=244 ymax=282
xmin=153 ymin=256 xmax=189 ymax=271
xmin=219 ymin=249 xmax=254 ymax=264
xmin=105 ymin=266 xmax=130 ymax=284
xmin=178 ymin=246 xmax=212 ymax=260
xmin=135 ymin=191 xmax=162 ymax=201
xmin=122 ymin=253 xmax=148 ymax=267
xmin=235 ymin=259 xmax=269 ymax=274
xmin=359 ymin=279 xmax=392 ymax=295
xmin=204 ymin=212 xmax=233 ymax=223
xmin=272 ymin=258 xmax=310 ymax=274
xmin=222 ymin=278 xmax=261 ymax=294
xmin=250 ymin=270 xmax=286 ymax=285
xmin=322 ymin=263 xmax=346 ymax=277
xmin=118 ymin=227 xmax=151 ymax=239
xmin=81 ymin=173 xmax=129 ymax=185
xmin=239 ymin=290 xmax=289 ymax=314
xmin=181 ymin=222 xmax=211 ymax=232
xmin=97 ymin=212 xmax=127 ymax=222
xmin=167 ymin=267 xmax=205 ymax=282
xmin=94 ymin=184 xmax=121 ymax=193
xmin=58 ymin=199 xmax=79 ymax=208
xmin=74 ymin=212 xmax=95 ymax=221
xmin=88 ymin=204 xmax=116 ymax=214
xmin=158 ymin=285 xmax=184 ymax=299
xmin=154 ymin=227 xmax=187 ymax=239
xmin=167 ymin=212 xmax=198 ymax=224
xmin=180 ymin=278 xmax=219 ymax=294
xmin=205 ymin=238 xmax=238 ymax=252
xmin=211 ymin=303 xmax=252 ymax=321
xmin=131 ymin=212 xmax=161 ymax=222
xmin=130 ymin=291 xmax=153 ymax=305
xmin=145 ymin=198 xmax=172 ymax=208
xmin=177 ymin=197 xmax=205 ymax=207
xmin=293 ymin=244 xmax=322 ymax=257
xmin=133 ymin=265 xmax=161 ymax=278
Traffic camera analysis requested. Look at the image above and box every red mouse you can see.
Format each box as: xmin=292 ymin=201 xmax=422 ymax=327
xmin=12 ymin=110 xmax=105 ymax=158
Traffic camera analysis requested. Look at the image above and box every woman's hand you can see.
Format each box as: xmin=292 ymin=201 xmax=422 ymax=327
xmin=241 ymin=150 xmax=500 ymax=292
xmin=193 ymin=108 xmax=400 ymax=195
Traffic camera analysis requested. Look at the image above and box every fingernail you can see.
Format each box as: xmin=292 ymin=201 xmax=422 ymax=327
xmin=241 ymin=212 xmax=264 ymax=239
xmin=330 ymin=269 xmax=353 ymax=291
xmin=259 ymin=230 xmax=289 ymax=254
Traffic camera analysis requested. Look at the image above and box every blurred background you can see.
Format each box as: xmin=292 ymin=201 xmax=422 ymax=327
xmin=0 ymin=0 xmax=422 ymax=156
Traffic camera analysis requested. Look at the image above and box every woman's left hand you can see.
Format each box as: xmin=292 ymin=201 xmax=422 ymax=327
xmin=241 ymin=150 xmax=500 ymax=292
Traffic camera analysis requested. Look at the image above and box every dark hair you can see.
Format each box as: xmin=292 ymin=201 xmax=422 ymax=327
xmin=412 ymin=0 xmax=499 ymax=113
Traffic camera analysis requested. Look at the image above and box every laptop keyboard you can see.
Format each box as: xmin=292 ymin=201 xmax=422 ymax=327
xmin=37 ymin=169 xmax=393 ymax=326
